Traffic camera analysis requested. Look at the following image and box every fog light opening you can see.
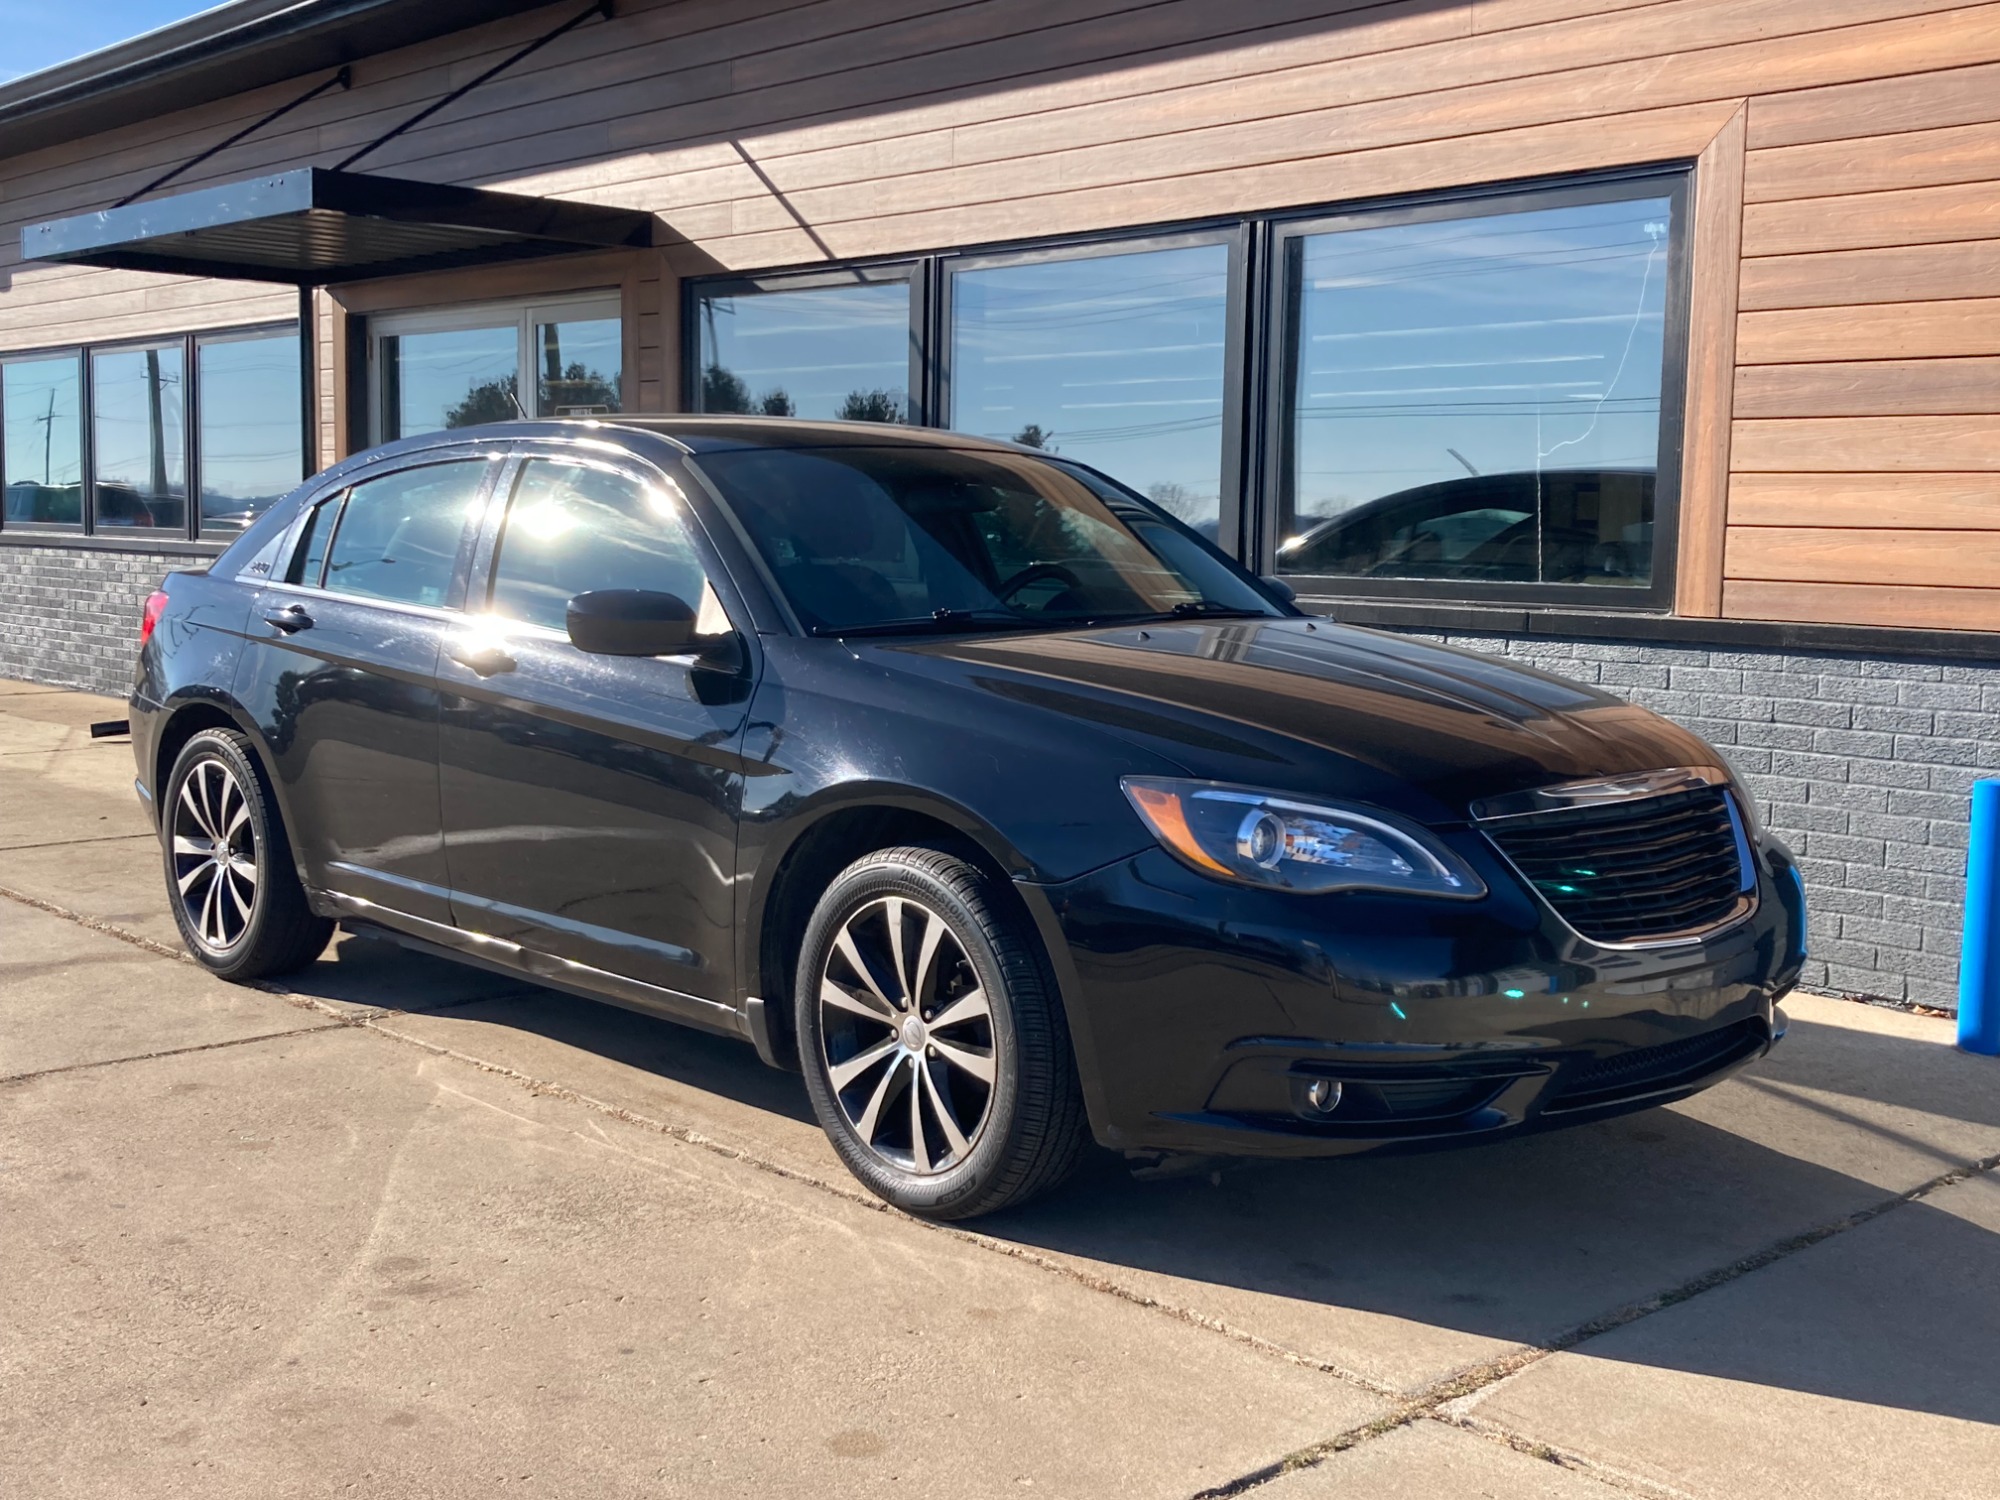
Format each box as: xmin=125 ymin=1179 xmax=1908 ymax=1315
xmin=1301 ymin=1077 xmax=1343 ymax=1115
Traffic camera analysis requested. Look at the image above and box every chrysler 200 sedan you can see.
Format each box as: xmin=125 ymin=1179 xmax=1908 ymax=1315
xmin=131 ymin=418 xmax=1805 ymax=1219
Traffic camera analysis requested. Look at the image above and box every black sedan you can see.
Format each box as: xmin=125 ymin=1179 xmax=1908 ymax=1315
xmin=130 ymin=418 xmax=1804 ymax=1219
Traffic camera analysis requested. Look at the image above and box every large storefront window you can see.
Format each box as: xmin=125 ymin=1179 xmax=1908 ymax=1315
xmin=197 ymin=331 xmax=305 ymax=536
xmin=947 ymin=240 xmax=1232 ymax=535
xmin=374 ymin=296 xmax=623 ymax=441
xmin=1273 ymin=181 xmax=1682 ymax=595
xmin=2 ymin=354 xmax=85 ymax=530
xmin=92 ymin=343 xmax=188 ymax=532
xmin=693 ymin=274 xmax=911 ymax=422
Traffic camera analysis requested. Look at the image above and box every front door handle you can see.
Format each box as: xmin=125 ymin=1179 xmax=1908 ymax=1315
xmin=447 ymin=639 xmax=516 ymax=677
xmin=263 ymin=602 xmax=313 ymax=633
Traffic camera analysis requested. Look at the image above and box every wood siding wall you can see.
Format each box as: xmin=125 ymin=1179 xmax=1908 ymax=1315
xmin=1 ymin=0 xmax=1994 ymax=630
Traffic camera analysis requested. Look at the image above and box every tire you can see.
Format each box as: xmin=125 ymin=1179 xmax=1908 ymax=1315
xmin=796 ymin=845 xmax=1089 ymax=1220
xmin=161 ymin=728 xmax=333 ymax=981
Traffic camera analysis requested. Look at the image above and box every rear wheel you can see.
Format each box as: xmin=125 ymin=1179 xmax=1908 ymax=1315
xmin=163 ymin=728 xmax=332 ymax=981
xmin=796 ymin=845 xmax=1088 ymax=1220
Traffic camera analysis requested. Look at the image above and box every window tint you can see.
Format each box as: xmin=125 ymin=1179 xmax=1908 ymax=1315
xmin=695 ymin=280 xmax=910 ymax=422
xmin=92 ymin=344 xmax=188 ymax=532
xmin=198 ymin=332 xmax=305 ymax=535
xmin=1276 ymin=189 xmax=1676 ymax=587
xmin=692 ymin=445 xmax=1271 ymax=634
xmin=321 ymin=461 xmax=487 ymax=607
xmin=949 ymin=243 xmax=1231 ymax=535
xmin=489 ymin=459 xmax=712 ymax=633
xmin=2 ymin=355 xmax=85 ymax=529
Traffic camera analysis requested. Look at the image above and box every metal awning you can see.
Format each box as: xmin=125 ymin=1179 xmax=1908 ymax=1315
xmin=21 ymin=168 xmax=656 ymax=285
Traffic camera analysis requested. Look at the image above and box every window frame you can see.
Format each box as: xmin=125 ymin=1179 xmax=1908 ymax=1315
xmin=87 ymin=335 xmax=195 ymax=538
xmin=0 ymin=346 xmax=89 ymax=535
xmin=369 ymin=291 xmax=624 ymax=444
xmin=1258 ymin=169 xmax=1693 ymax=612
xmin=684 ymin=261 xmax=925 ymax=424
xmin=0 ymin=318 xmax=303 ymax=545
xmin=681 ymin=165 xmax=1695 ymax=615
xmin=934 ymin=227 xmax=1250 ymax=557
xmin=193 ymin=325 xmax=310 ymax=541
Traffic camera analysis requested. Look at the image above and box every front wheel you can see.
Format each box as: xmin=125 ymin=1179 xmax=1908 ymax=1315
xmin=796 ymin=846 xmax=1088 ymax=1220
xmin=162 ymin=728 xmax=332 ymax=981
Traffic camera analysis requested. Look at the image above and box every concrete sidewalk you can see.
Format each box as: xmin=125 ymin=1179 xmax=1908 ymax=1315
xmin=2 ymin=679 xmax=1995 ymax=1499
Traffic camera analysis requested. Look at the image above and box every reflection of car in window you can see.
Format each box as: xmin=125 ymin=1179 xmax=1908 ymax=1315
xmin=3 ymin=481 xmax=84 ymax=526
xmin=1279 ymin=469 xmax=1655 ymax=585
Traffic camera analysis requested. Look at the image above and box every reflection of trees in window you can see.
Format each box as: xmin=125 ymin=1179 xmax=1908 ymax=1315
xmin=446 ymin=373 xmax=522 ymax=427
xmin=1011 ymin=422 xmax=1051 ymax=450
xmin=837 ymin=388 xmax=905 ymax=423
xmin=1147 ymin=481 xmax=1209 ymax=522
xmin=541 ymin=361 xmax=621 ymax=415
xmin=702 ymin=363 xmax=795 ymax=416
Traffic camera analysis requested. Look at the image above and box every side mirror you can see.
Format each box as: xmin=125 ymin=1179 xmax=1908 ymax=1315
xmin=1260 ymin=575 xmax=1298 ymax=604
xmin=566 ymin=589 xmax=696 ymax=657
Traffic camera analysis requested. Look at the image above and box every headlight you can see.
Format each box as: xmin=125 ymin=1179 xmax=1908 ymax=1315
xmin=1120 ymin=778 xmax=1485 ymax=898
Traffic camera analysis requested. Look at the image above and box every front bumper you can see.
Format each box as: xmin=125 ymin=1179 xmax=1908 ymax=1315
xmin=1019 ymin=833 xmax=1805 ymax=1159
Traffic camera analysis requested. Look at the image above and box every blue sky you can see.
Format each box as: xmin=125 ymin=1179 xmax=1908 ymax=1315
xmin=1 ymin=1 xmax=218 ymax=83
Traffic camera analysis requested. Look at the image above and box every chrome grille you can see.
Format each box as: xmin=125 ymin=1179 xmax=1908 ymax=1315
xmin=1478 ymin=777 xmax=1753 ymax=945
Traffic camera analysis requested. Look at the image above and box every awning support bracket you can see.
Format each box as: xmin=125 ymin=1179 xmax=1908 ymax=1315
xmin=334 ymin=0 xmax=614 ymax=174
xmin=115 ymin=67 xmax=352 ymax=208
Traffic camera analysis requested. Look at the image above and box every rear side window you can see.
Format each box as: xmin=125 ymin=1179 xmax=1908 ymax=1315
xmin=321 ymin=461 xmax=488 ymax=608
xmin=287 ymin=497 xmax=338 ymax=586
xmin=488 ymin=459 xmax=713 ymax=633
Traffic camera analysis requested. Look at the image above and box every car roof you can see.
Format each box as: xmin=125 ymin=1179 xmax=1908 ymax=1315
xmin=405 ymin=415 xmax=1043 ymax=457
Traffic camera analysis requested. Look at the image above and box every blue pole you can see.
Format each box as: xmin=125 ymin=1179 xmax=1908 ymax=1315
xmin=1960 ymin=778 xmax=2000 ymax=1056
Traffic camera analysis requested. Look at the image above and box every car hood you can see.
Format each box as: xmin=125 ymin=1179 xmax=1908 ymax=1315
xmin=875 ymin=617 xmax=1722 ymax=824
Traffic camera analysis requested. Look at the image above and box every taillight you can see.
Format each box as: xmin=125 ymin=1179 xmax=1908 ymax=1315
xmin=140 ymin=590 xmax=170 ymax=644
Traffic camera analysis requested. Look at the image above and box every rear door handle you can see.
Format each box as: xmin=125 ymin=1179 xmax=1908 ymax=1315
xmin=447 ymin=640 xmax=516 ymax=677
xmin=263 ymin=602 xmax=313 ymax=633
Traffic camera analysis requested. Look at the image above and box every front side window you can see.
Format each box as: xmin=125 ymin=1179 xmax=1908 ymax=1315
xmin=320 ymin=461 xmax=488 ymax=607
xmin=1274 ymin=182 xmax=1681 ymax=593
xmin=198 ymin=331 xmax=305 ymax=536
xmin=2 ymin=354 xmax=85 ymax=530
xmin=694 ymin=277 xmax=911 ymax=422
xmin=692 ymin=445 xmax=1273 ymax=635
xmin=948 ymin=241 xmax=1232 ymax=536
xmin=92 ymin=344 xmax=188 ymax=532
xmin=488 ymin=459 xmax=713 ymax=633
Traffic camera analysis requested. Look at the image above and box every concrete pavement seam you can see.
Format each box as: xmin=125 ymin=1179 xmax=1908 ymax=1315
xmin=0 ymin=1021 xmax=351 ymax=1085
xmin=1190 ymin=1146 xmax=2000 ymax=1498
xmin=0 ymin=832 xmax=159 ymax=852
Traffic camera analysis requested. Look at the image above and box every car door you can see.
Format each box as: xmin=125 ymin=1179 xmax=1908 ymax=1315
xmin=233 ymin=454 xmax=500 ymax=923
xmin=435 ymin=448 xmax=756 ymax=1016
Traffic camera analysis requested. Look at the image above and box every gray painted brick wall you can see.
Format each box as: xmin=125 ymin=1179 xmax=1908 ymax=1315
xmin=1 ymin=542 xmax=1987 ymax=1009
xmin=0 ymin=544 xmax=188 ymax=695
xmin=1405 ymin=629 xmax=1996 ymax=1011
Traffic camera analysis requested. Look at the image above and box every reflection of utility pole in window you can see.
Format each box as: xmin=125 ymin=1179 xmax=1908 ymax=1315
xmin=38 ymin=389 xmax=56 ymax=484
xmin=146 ymin=349 xmax=167 ymax=498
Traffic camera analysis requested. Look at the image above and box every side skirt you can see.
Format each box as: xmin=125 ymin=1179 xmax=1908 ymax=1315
xmin=319 ymin=888 xmax=751 ymax=1044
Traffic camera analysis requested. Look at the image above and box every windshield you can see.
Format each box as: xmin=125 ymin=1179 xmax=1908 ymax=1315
xmin=687 ymin=445 xmax=1279 ymax=635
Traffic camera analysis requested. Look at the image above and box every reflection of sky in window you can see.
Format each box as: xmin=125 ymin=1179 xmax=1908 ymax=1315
xmin=950 ymin=244 xmax=1228 ymax=528
xmin=199 ymin=335 xmax=303 ymax=516
xmin=2 ymin=357 xmax=83 ymax=488
xmin=92 ymin=346 xmax=186 ymax=493
xmin=1290 ymin=197 xmax=1670 ymax=524
xmin=699 ymin=282 xmax=908 ymax=419
xmin=389 ymin=325 xmax=519 ymax=437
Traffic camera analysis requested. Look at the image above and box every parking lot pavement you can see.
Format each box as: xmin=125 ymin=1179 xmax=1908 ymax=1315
xmin=4 ymin=679 xmax=1997 ymax=1498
